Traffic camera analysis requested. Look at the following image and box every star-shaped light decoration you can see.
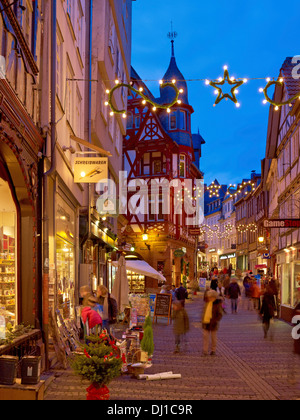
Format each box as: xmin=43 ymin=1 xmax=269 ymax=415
xmin=206 ymin=66 xmax=246 ymax=108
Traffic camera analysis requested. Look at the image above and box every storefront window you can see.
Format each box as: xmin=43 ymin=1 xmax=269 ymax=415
xmin=56 ymin=195 xmax=75 ymax=319
xmin=281 ymin=264 xmax=291 ymax=306
xmin=293 ymin=262 xmax=300 ymax=306
xmin=0 ymin=178 xmax=17 ymax=328
xmin=107 ymin=259 xmax=116 ymax=293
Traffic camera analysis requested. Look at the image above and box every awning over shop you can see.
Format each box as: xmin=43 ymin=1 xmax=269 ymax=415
xmin=112 ymin=260 xmax=166 ymax=282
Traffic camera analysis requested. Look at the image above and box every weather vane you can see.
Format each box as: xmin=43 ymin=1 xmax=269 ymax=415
xmin=167 ymin=21 xmax=177 ymax=56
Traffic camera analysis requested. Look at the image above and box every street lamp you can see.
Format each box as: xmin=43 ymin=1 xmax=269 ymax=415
xmin=142 ymin=231 xmax=150 ymax=250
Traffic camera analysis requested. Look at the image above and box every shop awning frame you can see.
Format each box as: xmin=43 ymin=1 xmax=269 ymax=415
xmin=112 ymin=260 xmax=166 ymax=282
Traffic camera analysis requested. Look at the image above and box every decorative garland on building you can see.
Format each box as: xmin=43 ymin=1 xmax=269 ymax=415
xmin=106 ymin=80 xmax=181 ymax=117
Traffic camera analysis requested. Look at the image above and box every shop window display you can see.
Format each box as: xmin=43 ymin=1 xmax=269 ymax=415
xmin=293 ymin=263 xmax=300 ymax=306
xmin=56 ymin=237 xmax=75 ymax=319
xmin=0 ymin=178 xmax=17 ymax=328
xmin=56 ymin=195 xmax=76 ymax=320
xmin=281 ymin=264 xmax=291 ymax=306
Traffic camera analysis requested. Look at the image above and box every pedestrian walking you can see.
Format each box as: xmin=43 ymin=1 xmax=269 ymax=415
xmin=210 ymin=276 xmax=218 ymax=291
xmin=172 ymin=300 xmax=189 ymax=353
xmin=217 ymin=282 xmax=226 ymax=313
xmin=81 ymin=296 xmax=103 ymax=339
xmin=227 ymin=277 xmax=241 ymax=314
xmin=223 ymin=274 xmax=230 ymax=295
xmin=175 ymin=282 xmax=188 ymax=306
xmin=80 ymin=285 xmax=93 ymax=307
xmin=228 ymin=263 xmax=232 ymax=278
xmin=268 ymin=277 xmax=279 ymax=316
xmin=292 ymin=288 xmax=300 ymax=355
xmin=260 ymin=285 xmax=276 ymax=339
xmin=251 ymin=281 xmax=261 ymax=311
xmin=202 ymin=290 xmax=223 ymax=356
xmin=171 ymin=285 xmax=177 ymax=302
xmin=243 ymin=278 xmax=253 ymax=310
xmin=96 ymin=285 xmax=118 ymax=333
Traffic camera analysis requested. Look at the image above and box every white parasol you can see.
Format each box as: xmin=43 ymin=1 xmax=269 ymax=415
xmin=112 ymin=255 xmax=129 ymax=313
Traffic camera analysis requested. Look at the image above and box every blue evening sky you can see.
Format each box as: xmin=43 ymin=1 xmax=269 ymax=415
xmin=131 ymin=0 xmax=300 ymax=186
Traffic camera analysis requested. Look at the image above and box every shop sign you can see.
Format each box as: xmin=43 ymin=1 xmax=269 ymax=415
xmin=220 ymin=253 xmax=236 ymax=260
xmin=263 ymin=253 xmax=271 ymax=259
xmin=208 ymin=248 xmax=216 ymax=253
xmin=174 ymin=249 xmax=185 ymax=258
xmin=74 ymin=157 xmax=108 ymax=183
xmin=264 ymin=219 xmax=300 ymax=228
xmin=189 ymin=227 xmax=201 ymax=235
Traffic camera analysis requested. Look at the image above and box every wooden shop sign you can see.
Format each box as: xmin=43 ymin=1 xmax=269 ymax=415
xmin=74 ymin=157 xmax=108 ymax=183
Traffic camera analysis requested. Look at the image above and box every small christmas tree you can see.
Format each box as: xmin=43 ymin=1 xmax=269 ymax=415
xmin=140 ymin=316 xmax=154 ymax=356
xmin=70 ymin=333 xmax=122 ymax=399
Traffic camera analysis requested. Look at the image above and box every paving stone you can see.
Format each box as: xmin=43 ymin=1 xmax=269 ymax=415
xmin=44 ymin=295 xmax=300 ymax=401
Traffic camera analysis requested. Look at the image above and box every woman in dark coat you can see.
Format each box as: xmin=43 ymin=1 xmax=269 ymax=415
xmin=260 ymin=286 xmax=276 ymax=339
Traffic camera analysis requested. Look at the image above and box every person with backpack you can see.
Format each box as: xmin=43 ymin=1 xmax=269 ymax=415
xmin=227 ymin=277 xmax=241 ymax=314
xmin=260 ymin=285 xmax=276 ymax=339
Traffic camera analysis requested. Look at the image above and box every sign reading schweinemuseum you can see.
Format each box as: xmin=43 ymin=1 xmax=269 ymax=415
xmin=263 ymin=219 xmax=300 ymax=228
xmin=74 ymin=157 xmax=108 ymax=183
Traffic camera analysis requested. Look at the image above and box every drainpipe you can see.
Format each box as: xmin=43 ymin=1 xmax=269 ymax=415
xmin=86 ymin=0 xmax=93 ymax=259
xmin=42 ymin=0 xmax=56 ymax=370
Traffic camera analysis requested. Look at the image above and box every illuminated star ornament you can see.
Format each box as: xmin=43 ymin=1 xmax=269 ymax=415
xmin=207 ymin=181 xmax=221 ymax=198
xmin=206 ymin=66 xmax=246 ymax=108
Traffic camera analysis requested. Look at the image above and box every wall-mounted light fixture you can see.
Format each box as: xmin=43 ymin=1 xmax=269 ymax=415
xmin=258 ymin=236 xmax=264 ymax=243
xmin=62 ymin=145 xmax=76 ymax=154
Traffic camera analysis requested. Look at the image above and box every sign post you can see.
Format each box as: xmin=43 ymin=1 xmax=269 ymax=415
xmin=153 ymin=293 xmax=172 ymax=325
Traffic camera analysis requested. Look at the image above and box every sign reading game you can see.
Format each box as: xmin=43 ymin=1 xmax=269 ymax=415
xmin=264 ymin=219 xmax=300 ymax=228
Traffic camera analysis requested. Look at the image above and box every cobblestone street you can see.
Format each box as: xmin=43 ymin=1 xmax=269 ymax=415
xmin=44 ymin=294 xmax=300 ymax=401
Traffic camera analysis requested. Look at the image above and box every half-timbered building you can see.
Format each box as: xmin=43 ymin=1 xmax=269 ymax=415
xmin=122 ymin=42 xmax=204 ymax=288
xmin=263 ymin=57 xmax=300 ymax=322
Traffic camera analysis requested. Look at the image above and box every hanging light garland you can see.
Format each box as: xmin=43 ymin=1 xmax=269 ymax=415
xmin=105 ymin=80 xmax=181 ymax=117
xmin=104 ymin=68 xmax=300 ymax=113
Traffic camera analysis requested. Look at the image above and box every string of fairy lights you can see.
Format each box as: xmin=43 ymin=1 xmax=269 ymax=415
xmin=105 ymin=65 xmax=300 ymax=117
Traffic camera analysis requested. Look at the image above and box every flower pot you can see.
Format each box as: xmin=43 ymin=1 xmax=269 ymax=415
xmin=86 ymin=383 xmax=110 ymax=400
xmin=0 ymin=356 xmax=18 ymax=385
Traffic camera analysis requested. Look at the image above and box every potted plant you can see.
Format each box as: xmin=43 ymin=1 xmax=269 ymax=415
xmin=70 ymin=333 xmax=123 ymax=400
xmin=140 ymin=316 xmax=154 ymax=361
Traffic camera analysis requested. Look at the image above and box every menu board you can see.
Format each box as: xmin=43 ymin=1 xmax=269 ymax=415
xmin=153 ymin=293 xmax=172 ymax=325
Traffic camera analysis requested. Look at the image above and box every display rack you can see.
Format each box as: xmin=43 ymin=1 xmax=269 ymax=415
xmin=0 ymin=230 xmax=16 ymax=325
xmin=127 ymin=271 xmax=145 ymax=293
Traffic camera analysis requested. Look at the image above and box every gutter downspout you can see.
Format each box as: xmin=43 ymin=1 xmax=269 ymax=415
xmin=42 ymin=0 xmax=56 ymax=370
xmin=86 ymin=0 xmax=93 ymax=260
